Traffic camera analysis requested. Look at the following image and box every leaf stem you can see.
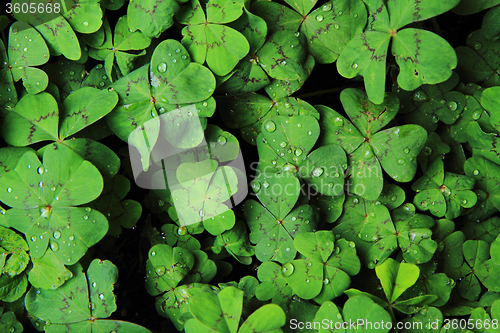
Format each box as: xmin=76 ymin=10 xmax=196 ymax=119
xmin=294 ymin=87 xmax=346 ymax=99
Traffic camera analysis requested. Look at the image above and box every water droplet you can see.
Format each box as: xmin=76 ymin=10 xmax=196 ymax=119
xmin=353 ymin=198 xmax=359 ymax=204
xmin=316 ymin=14 xmax=324 ymax=22
xmin=99 ymin=82 xmax=105 ymax=87
xmin=304 ymin=219 xmax=310 ymax=225
xmin=31 ymin=236 xmax=36 ymax=242
xmin=98 ymin=293 xmax=104 ymax=300
xmin=351 ymin=63 xmax=358 ymax=69
xmin=83 ymin=215 xmax=88 ymax=220
xmin=423 ymin=146 xmax=432 ymax=155
xmin=323 ymin=3 xmax=332 ymax=11
xmin=312 ymin=167 xmax=324 ymax=177
xmin=285 ymin=247 xmax=291 ymax=252
xmin=53 ymin=231 xmax=61 ymax=239
xmin=37 ymin=166 xmax=44 ymax=175
xmin=334 ymin=117 xmax=344 ymax=127
xmin=472 ymin=111 xmax=481 ymax=120
xmin=217 ymin=136 xmax=227 ymax=145
xmin=448 ymin=101 xmax=458 ymax=111
xmin=157 ymin=62 xmax=167 ymax=73
xmin=181 ymin=55 xmax=187 ymax=59
xmin=263 ymin=181 xmax=270 ymax=188
xmin=461 ymin=199 xmax=468 ymax=205
xmin=83 ymin=21 xmax=89 ymax=27
xmin=279 ymin=141 xmax=287 ymax=148
xmin=156 ymin=266 xmax=166 ymax=276
xmin=265 ymin=121 xmax=276 ymax=132
xmin=323 ymin=278 xmax=330 ymax=285
xmin=431 ymin=115 xmax=439 ymax=123
xmin=397 ymin=159 xmax=405 ymax=165
xmin=9 ymin=326 xmax=15 ymax=332
xmin=295 ymin=32 xmax=300 ymax=37
xmin=420 ymin=200 xmax=428 ymax=207
xmin=252 ymin=181 xmax=261 ymax=192
xmin=473 ymin=169 xmax=480 ymax=176
xmin=280 ymin=60 xmax=287 ymax=66
xmin=69 ymin=235 xmax=74 ymax=241
xmin=307 ymin=130 xmax=313 ymax=135
xmin=474 ymin=42 xmax=482 ymax=50
xmin=172 ymin=59 xmax=177 ymax=63
xmin=50 ymin=241 xmax=59 ymax=252
xmin=294 ymin=148 xmax=303 ymax=157
xmin=403 ymin=148 xmax=410 ymax=154
xmin=413 ymin=90 xmax=427 ymax=101
xmin=12 ymin=27 xmax=17 ymax=34
xmin=334 ymin=24 xmax=340 ymax=29
xmin=349 ymin=241 xmax=355 ymax=248
xmin=6 ymin=188 xmax=12 ymax=193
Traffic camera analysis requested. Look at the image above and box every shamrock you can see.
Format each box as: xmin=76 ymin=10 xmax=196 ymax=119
xmin=175 ymin=0 xmax=249 ymax=76
xmin=318 ymin=88 xmax=427 ymax=200
xmin=412 ymin=158 xmax=477 ymax=219
xmin=337 ymin=0 xmax=459 ymax=104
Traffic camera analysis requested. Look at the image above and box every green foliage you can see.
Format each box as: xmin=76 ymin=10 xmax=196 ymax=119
xmin=1 ymin=1 xmax=500 ymax=332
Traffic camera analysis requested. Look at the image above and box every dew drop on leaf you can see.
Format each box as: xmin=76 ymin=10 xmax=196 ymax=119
xmin=397 ymin=159 xmax=405 ymax=165
xmin=9 ymin=326 xmax=15 ymax=332
xmin=92 ymin=282 xmax=96 ymax=288
xmin=335 ymin=247 xmax=341 ymax=254
xmin=53 ymin=231 xmax=61 ymax=239
xmin=172 ymin=59 xmax=177 ymax=63
xmin=423 ymin=146 xmax=432 ymax=155
xmin=98 ymin=293 xmax=104 ymax=300
xmin=294 ymin=148 xmax=303 ymax=157
xmin=177 ymin=227 xmax=187 ymax=236
xmin=473 ymin=42 xmax=482 ymax=50
xmin=413 ymin=90 xmax=427 ymax=101
xmin=353 ymin=198 xmax=359 ymax=204
xmin=12 ymin=27 xmax=17 ymax=34
xmin=461 ymin=199 xmax=468 ymax=205
xmin=263 ymin=181 xmax=270 ymax=188
xmin=251 ymin=181 xmax=261 ymax=192
xmin=420 ymin=201 xmax=428 ymax=207
xmin=265 ymin=121 xmax=276 ymax=132
xmin=83 ymin=215 xmax=88 ymax=220
xmin=349 ymin=241 xmax=355 ymax=248
xmin=447 ymin=101 xmax=458 ymax=111
xmin=285 ymin=247 xmax=290 ymax=252
xmin=431 ymin=115 xmax=439 ymax=123
xmin=217 ymin=136 xmax=227 ymax=145
xmin=312 ymin=167 xmax=324 ymax=177
xmin=30 ymin=236 xmax=36 ymax=242
xmin=157 ymin=63 xmax=167 ymax=73
xmin=37 ymin=166 xmax=44 ymax=175
xmin=69 ymin=235 xmax=74 ymax=241
xmin=304 ymin=219 xmax=310 ymax=224
xmin=403 ymin=148 xmax=410 ymax=154
xmin=294 ymin=32 xmax=300 ymax=37
xmin=305 ymin=279 xmax=310 ymax=283
xmin=307 ymin=131 xmax=313 ymax=135
xmin=291 ymin=216 xmax=297 ymax=221
xmin=280 ymin=60 xmax=286 ymax=66
xmin=316 ymin=14 xmax=324 ymax=21
xmin=50 ymin=241 xmax=59 ymax=252
xmin=334 ymin=24 xmax=340 ymax=29
xmin=156 ymin=266 xmax=166 ymax=276
xmin=83 ymin=21 xmax=89 ymax=26
xmin=282 ymin=263 xmax=295 ymax=277
xmin=279 ymin=141 xmax=287 ymax=148
xmin=322 ymin=3 xmax=332 ymax=11
xmin=6 ymin=188 xmax=12 ymax=193
xmin=473 ymin=169 xmax=480 ymax=176
xmin=351 ymin=63 xmax=358 ymax=69
xmin=472 ymin=111 xmax=481 ymax=120
xmin=323 ymin=278 xmax=330 ymax=285
xmin=334 ymin=117 xmax=343 ymax=127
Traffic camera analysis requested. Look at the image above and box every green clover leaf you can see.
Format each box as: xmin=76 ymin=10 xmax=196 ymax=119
xmin=176 ymin=0 xmax=249 ymax=76
xmin=25 ymin=259 xmax=151 ymax=332
xmin=0 ymin=146 xmax=108 ymax=265
xmin=337 ymin=0 xmax=459 ymax=104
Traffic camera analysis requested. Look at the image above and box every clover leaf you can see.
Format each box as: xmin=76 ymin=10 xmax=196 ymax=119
xmin=176 ymin=0 xmax=249 ymax=76
xmin=213 ymin=221 xmax=254 ymax=265
xmin=13 ymin=0 xmax=103 ymax=61
xmin=252 ymin=0 xmax=367 ymax=64
xmin=0 ymin=307 xmax=23 ymax=333
xmin=28 ymin=248 xmax=72 ymax=290
xmin=0 ymin=21 xmax=50 ymax=106
xmin=217 ymin=85 xmax=319 ymax=145
xmin=318 ymin=89 xmax=427 ymax=200
xmin=1 ymin=87 xmax=121 ymax=180
xmin=456 ymin=29 xmax=500 ymax=87
xmin=464 ymin=157 xmax=500 ymax=223
xmin=313 ymin=296 xmax=392 ymax=333
xmin=255 ymin=261 xmax=293 ymax=308
xmin=282 ymin=231 xmax=360 ymax=303
xmin=127 ymin=0 xmax=180 ymax=38
xmin=89 ymin=16 xmax=151 ymax=81
xmin=0 ymin=145 xmax=108 ymax=265
xmin=245 ymin=171 xmax=319 ymax=264
xmin=337 ymin=0 xmax=459 ymax=104
xmin=403 ymin=73 xmax=466 ymax=133
xmin=184 ymin=286 xmax=286 ymax=333
xmin=106 ymin=39 xmax=215 ymax=162
xmin=88 ymin=174 xmax=142 ymax=236
xmin=25 ymin=259 xmax=151 ymax=332
xmin=444 ymin=239 xmax=500 ymax=301
xmin=412 ymin=158 xmax=477 ymax=219
xmin=218 ymin=30 xmax=310 ymax=94
xmin=161 ymin=223 xmax=203 ymax=252
xmin=0 ymin=226 xmax=29 ymax=278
